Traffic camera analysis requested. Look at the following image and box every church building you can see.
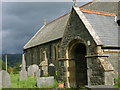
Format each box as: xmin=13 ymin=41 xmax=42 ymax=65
xmin=23 ymin=0 xmax=120 ymax=88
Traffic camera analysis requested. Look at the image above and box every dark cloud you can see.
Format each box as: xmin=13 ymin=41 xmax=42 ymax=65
xmin=2 ymin=2 xmax=86 ymax=54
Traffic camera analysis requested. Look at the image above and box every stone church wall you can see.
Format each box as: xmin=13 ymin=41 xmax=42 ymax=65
xmin=24 ymin=39 xmax=61 ymax=76
xmin=24 ymin=7 xmax=119 ymax=87
xmin=60 ymin=9 xmax=106 ymax=86
xmin=103 ymin=50 xmax=119 ymax=78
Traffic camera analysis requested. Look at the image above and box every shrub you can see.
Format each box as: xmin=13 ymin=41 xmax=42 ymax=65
xmin=114 ymin=77 xmax=120 ymax=88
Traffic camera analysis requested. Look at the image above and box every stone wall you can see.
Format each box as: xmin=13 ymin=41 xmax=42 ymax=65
xmin=24 ymin=39 xmax=61 ymax=76
xmin=60 ymin=10 xmax=97 ymax=58
xmin=106 ymin=52 xmax=119 ymax=75
xmin=103 ymin=50 xmax=119 ymax=78
xmin=60 ymin=8 xmax=99 ymax=85
xmin=87 ymin=57 xmax=104 ymax=85
xmin=60 ymin=8 xmax=111 ymax=86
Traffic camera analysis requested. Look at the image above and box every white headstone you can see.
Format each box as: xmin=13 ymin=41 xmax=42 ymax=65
xmin=28 ymin=64 xmax=39 ymax=77
xmin=0 ymin=70 xmax=11 ymax=88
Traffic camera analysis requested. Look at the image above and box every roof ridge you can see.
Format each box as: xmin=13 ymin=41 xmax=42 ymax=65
xmin=45 ymin=12 xmax=70 ymax=26
xmin=80 ymin=0 xmax=96 ymax=8
xmin=80 ymin=8 xmax=116 ymax=16
xmin=44 ymin=0 xmax=97 ymax=27
xmin=45 ymin=0 xmax=96 ymax=27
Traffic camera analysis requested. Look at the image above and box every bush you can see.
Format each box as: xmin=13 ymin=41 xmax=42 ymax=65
xmin=114 ymin=77 xmax=120 ymax=88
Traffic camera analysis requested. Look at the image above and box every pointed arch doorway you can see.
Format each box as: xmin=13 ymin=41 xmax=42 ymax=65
xmin=68 ymin=40 xmax=88 ymax=88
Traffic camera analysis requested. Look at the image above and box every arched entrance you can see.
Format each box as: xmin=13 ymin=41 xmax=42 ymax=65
xmin=68 ymin=41 xmax=88 ymax=88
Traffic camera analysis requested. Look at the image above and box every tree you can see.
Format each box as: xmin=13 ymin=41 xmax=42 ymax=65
xmin=0 ymin=59 xmax=6 ymax=70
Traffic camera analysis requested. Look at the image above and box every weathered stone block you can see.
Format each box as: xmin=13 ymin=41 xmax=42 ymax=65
xmin=37 ymin=76 xmax=54 ymax=87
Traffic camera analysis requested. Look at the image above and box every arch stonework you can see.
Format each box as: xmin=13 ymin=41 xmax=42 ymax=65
xmin=58 ymin=9 xmax=111 ymax=87
xmin=60 ymin=38 xmax=115 ymax=87
xmin=68 ymin=39 xmax=88 ymax=87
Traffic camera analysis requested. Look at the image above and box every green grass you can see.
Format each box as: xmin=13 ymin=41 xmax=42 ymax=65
xmin=114 ymin=77 xmax=120 ymax=88
xmin=10 ymin=74 xmax=58 ymax=88
xmin=10 ymin=74 xmax=88 ymax=89
xmin=11 ymin=74 xmax=37 ymax=88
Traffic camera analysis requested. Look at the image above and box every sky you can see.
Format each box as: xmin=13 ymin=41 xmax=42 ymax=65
xmin=1 ymin=0 xmax=92 ymax=54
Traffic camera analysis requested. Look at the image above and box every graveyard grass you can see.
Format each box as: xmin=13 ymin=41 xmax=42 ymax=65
xmin=114 ymin=77 xmax=120 ymax=88
xmin=11 ymin=74 xmax=36 ymax=88
xmin=10 ymin=74 xmax=58 ymax=88
xmin=10 ymin=73 xmax=120 ymax=89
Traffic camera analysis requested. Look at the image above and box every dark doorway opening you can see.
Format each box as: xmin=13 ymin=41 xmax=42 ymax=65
xmin=73 ymin=43 xmax=88 ymax=87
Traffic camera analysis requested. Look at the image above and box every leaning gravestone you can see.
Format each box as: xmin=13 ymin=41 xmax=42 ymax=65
xmin=37 ymin=76 xmax=54 ymax=87
xmin=19 ymin=54 xmax=28 ymax=80
xmin=28 ymin=64 xmax=39 ymax=77
xmin=0 ymin=70 xmax=11 ymax=88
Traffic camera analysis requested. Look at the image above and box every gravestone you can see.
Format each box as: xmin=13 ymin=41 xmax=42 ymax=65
xmin=19 ymin=70 xmax=27 ymax=81
xmin=28 ymin=64 xmax=39 ymax=77
xmin=37 ymin=76 xmax=54 ymax=87
xmin=19 ymin=54 xmax=27 ymax=80
xmin=48 ymin=63 xmax=55 ymax=76
xmin=36 ymin=69 xmax=41 ymax=78
xmin=0 ymin=70 xmax=11 ymax=88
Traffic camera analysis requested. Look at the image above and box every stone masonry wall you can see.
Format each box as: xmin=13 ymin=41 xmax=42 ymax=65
xmin=24 ymin=39 xmax=61 ymax=76
xmin=60 ymin=9 xmax=105 ymax=86
xmin=104 ymin=51 xmax=119 ymax=78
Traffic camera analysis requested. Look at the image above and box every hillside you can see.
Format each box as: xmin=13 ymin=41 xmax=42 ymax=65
xmin=2 ymin=54 xmax=22 ymax=67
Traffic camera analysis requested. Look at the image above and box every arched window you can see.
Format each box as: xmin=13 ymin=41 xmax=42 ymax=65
xmin=40 ymin=48 xmax=43 ymax=62
xmin=57 ymin=44 xmax=60 ymax=58
xmin=54 ymin=46 xmax=57 ymax=60
xmin=43 ymin=49 xmax=48 ymax=62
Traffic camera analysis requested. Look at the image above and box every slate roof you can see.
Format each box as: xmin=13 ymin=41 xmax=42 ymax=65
xmin=82 ymin=0 xmax=119 ymax=15
xmin=83 ymin=13 xmax=118 ymax=47
xmin=24 ymin=0 xmax=119 ymax=49
xmin=24 ymin=13 xmax=70 ymax=49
